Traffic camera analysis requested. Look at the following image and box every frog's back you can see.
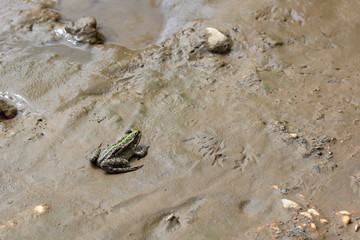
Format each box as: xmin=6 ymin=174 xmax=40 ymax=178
xmin=99 ymin=137 xmax=127 ymax=159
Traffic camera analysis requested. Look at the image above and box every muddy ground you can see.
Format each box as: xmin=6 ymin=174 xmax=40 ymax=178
xmin=0 ymin=0 xmax=359 ymax=239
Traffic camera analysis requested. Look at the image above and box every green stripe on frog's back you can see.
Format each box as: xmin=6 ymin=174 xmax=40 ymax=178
xmin=111 ymin=130 xmax=140 ymax=149
xmin=101 ymin=130 xmax=140 ymax=159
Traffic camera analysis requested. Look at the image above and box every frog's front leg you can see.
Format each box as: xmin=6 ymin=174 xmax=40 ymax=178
xmin=133 ymin=145 xmax=149 ymax=158
xmin=89 ymin=143 xmax=102 ymax=166
xmin=100 ymin=157 xmax=143 ymax=174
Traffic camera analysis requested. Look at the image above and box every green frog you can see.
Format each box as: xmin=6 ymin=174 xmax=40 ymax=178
xmin=89 ymin=129 xmax=148 ymax=174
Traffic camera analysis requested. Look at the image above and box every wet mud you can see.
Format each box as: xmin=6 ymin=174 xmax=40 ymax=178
xmin=0 ymin=0 xmax=360 ymax=239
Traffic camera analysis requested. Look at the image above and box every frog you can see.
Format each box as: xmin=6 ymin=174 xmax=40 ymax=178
xmin=89 ymin=129 xmax=148 ymax=174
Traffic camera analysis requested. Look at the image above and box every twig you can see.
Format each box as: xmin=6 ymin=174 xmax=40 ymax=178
xmin=288 ymin=229 xmax=317 ymax=240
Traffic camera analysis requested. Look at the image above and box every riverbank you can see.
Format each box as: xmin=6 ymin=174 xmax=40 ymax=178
xmin=0 ymin=1 xmax=359 ymax=239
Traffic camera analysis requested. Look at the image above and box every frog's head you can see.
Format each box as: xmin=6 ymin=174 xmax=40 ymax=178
xmin=126 ymin=129 xmax=142 ymax=146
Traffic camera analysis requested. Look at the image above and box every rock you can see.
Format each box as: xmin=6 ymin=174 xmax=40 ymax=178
xmin=320 ymin=219 xmax=328 ymax=224
xmin=300 ymin=211 xmax=312 ymax=219
xmin=355 ymin=222 xmax=360 ymax=232
xmin=354 ymin=222 xmax=360 ymax=232
xmin=310 ymin=223 xmax=317 ymax=230
xmin=205 ymin=27 xmax=232 ymax=54
xmin=307 ymin=208 xmax=320 ymax=216
xmin=33 ymin=204 xmax=50 ymax=215
xmin=337 ymin=210 xmax=351 ymax=215
xmin=289 ymin=133 xmax=298 ymax=138
xmin=341 ymin=215 xmax=351 ymax=225
xmin=281 ymin=199 xmax=301 ymax=210
xmin=0 ymin=100 xmax=17 ymax=120
xmin=61 ymin=16 xmax=105 ymax=44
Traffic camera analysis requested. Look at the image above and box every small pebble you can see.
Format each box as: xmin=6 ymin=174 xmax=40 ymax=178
xmin=320 ymin=219 xmax=328 ymax=224
xmin=307 ymin=208 xmax=320 ymax=216
xmin=342 ymin=215 xmax=351 ymax=225
xmin=355 ymin=222 xmax=360 ymax=232
xmin=257 ymin=226 xmax=264 ymax=231
xmin=337 ymin=210 xmax=351 ymax=215
xmin=166 ymin=213 xmax=179 ymax=223
xmin=310 ymin=223 xmax=317 ymax=230
xmin=33 ymin=204 xmax=50 ymax=215
xmin=289 ymin=133 xmax=298 ymax=138
xmin=281 ymin=199 xmax=301 ymax=209
xmin=300 ymin=212 xmax=313 ymax=219
xmin=296 ymin=226 xmax=304 ymax=231
xmin=7 ymin=220 xmax=17 ymax=226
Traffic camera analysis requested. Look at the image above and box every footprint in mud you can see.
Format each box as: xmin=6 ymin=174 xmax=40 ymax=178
xmin=144 ymin=197 xmax=203 ymax=239
xmin=254 ymin=5 xmax=305 ymax=25
xmin=183 ymin=132 xmax=226 ymax=167
xmin=350 ymin=171 xmax=360 ymax=196
xmin=184 ymin=132 xmax=259 ymax=171
xmin=233 ymin=146 xmax=258 ymax=171
xmin=238 ymin=198 xmax=272 ymax=217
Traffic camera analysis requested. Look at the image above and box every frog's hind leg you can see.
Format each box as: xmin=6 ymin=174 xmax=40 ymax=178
xmin=105 ymin=165 xmax=143 ymax=174
xmin=133 ymin=145 xmax=149 ymax=158
xmin=100 ymin=158 xmax=143 ymax=174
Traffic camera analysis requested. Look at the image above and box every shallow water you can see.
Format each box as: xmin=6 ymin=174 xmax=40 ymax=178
xmin=59 ymin=0 xmax=163 ymax=48
xmin=58 ymin=0 xmax=247 ymax=48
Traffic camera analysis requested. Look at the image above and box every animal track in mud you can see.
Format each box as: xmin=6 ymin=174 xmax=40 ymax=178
xmin=184 ymin=132 xmax=259 ymax=171
xmin=233 ymin=147 xmax=258 ymax=171
xmin=254 ymin=5 xmax=305 ymax=25
xmin=183 ymin=132 xmax=226 ymax=167
xmin=143 ymin=197 xmax=204 ymax=239
xmin=238 ymin=198 xmax=272 ymax=217
xmin=239 ymin=71 xmax=261 ymax=87
xmin=350 ymin=171 xmax=360 ymax=196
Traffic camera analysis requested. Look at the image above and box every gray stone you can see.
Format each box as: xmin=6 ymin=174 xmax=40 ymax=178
xmin=62 ymin=16 xmax=104 ymax=44
xmin=0 ymin=100 xmax=17 ymax=119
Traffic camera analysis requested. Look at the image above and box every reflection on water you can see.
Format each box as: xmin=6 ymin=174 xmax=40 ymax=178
xmin=59 ymin=0 xmax=163 ymax=49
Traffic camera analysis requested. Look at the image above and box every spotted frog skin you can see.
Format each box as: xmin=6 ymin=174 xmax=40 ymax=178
xmin=89 ymin=130 xmax=148 ymax=174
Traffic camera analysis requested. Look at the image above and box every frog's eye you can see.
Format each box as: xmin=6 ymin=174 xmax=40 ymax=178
xmin=125 ymin=129 xmax=133 ymax=134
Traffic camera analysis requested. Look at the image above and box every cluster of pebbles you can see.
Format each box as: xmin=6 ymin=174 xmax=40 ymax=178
xmin=254 ymin=197 xmax=360 ymax=239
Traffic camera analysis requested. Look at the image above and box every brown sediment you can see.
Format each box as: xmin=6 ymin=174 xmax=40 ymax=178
xmin=0 ymin=0 xmax=360 ymax=239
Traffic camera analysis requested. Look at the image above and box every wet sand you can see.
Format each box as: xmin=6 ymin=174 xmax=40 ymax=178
xmin=0 ymin=0 xmax=360 ymax=239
